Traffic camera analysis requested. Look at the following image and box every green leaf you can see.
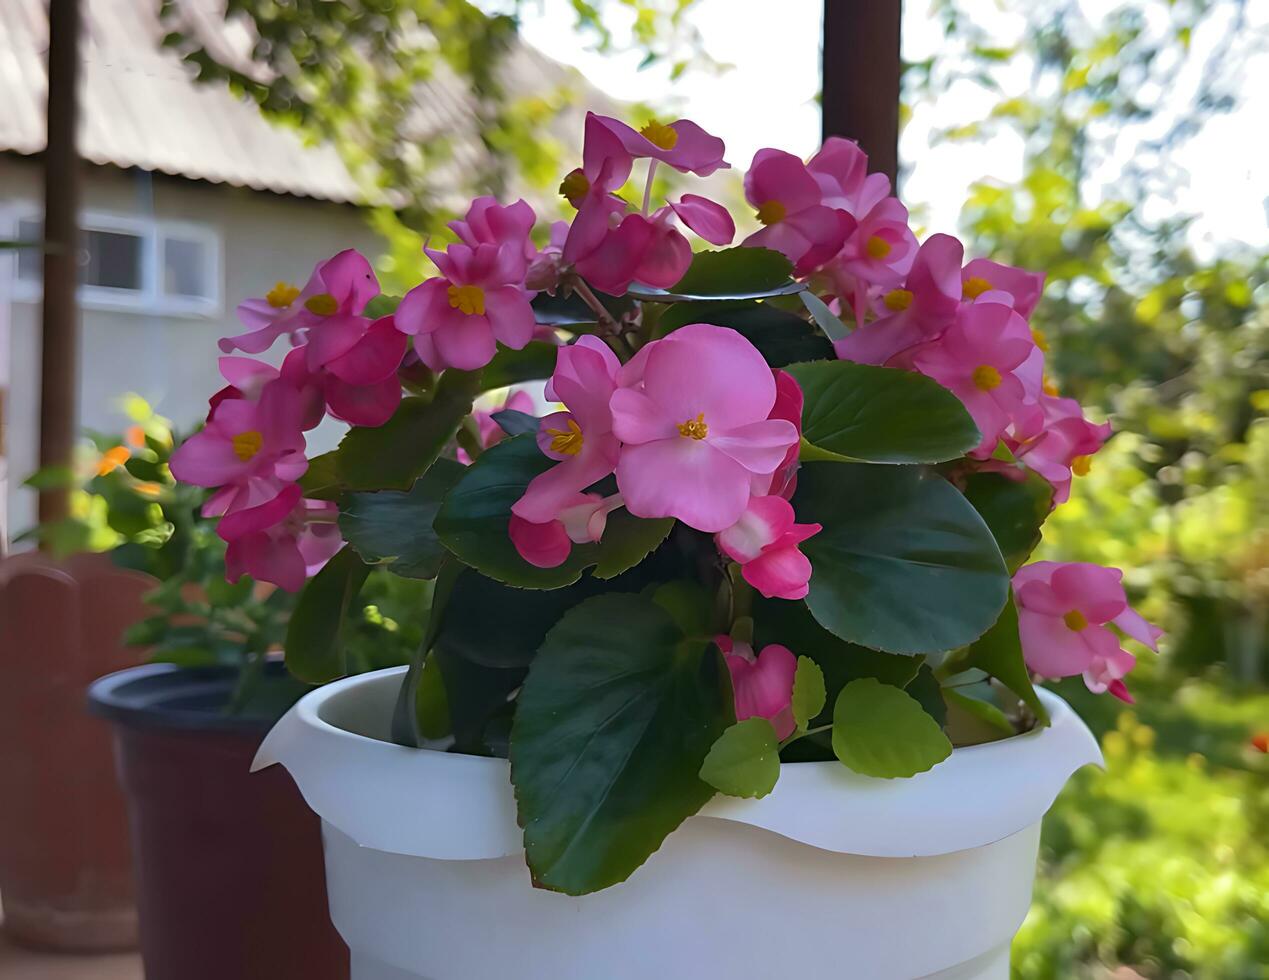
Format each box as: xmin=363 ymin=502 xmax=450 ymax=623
xmin=510 ymin=593 xmax=730 ymax=894
xmin=796 ymin=462 xmax=1009 ymax=654
xmin=414 ymin=652 xmax=452 ymax=740
xmin=956 ymin=596 xmax=1049 ymax=725
xmin=785 ymin=360 xmax=980 ymax=464
xmin=23 ymin=464 xmax=76 ymax=490
xmin=699 ymin=719 xmax=781 ymax=798
xmin=791 ymin=656 xmax=827 ymax=730
xmin=482 ymin=341 xmax=560 ymax=388
xmin=944 ymin=687 xmax=1016 ymax=742
xmin=831 ymin=678 xmax=953 ymax=778
xmin=490 ymin=409 xmax=539 ymax=437
xmin=337 ymin=369 xmax=482 ymax=490
xmin=904 ymin=663 xmax=949 ymax=729
xmin=651 ymin=579 xmax=715 ymax=639
xmin=591 ymin=509 xmax=675 ymax=579
xmin=657 ymin=300 xmax=833 ymax=366
xmin=299 ymin=450 xmax=344 ymax=501
xmin=800 ymin=291 xmax=851 ymax=341
xmin=391 ymin=558 xmax=460 ymax=747
xmin=961 ymin=470 xmax=1054 ymax=572
xmin=530 ymin=290 xmax=632 ymax=327
xmin=284 ymin=546 xmax=371 ymax=683
xmin=338 ymin=459 xmax=464 ymax=578
xmin=363 ymin=293 xmax=402 ymax=318
xmin=629 ymin=247 xmax=802 ymax=302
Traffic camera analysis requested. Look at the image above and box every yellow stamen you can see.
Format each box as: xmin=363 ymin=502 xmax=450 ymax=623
xmin=447 ymin=284 xmax=486 ymax=316
xmin=304 ymin=293 xmax=338 ymax=316
xmin=756 ymin=200 xmax=786 ymax=226
xmin=1072 ymin=454 xmax=1092 ymax=477
xmin=1031 ymin=327 xmax=1050 ymax=352
xmin=639 ymin=119 xmax=679 ymax=150
xmin=972 ymin=365 xmax=1002 ymax=391
xmin=677 ymin=413 xmax=708 ymax=440
xmin=883 ymin=288 xmax=914 ymax=312
xmin=1043 ymin=377 xmax=1060 ymax=396
xmin=1063 ymin=609 xmax=1088 ymax=632
xmin=962 ymin=275 xmax=992 ymax=299
xmin=232 ymin=430 xmax=264 ymax=462
xmin=865 ymin=235 xmax=891 ymax=259
xmin=266 ymin=281 xmax=301 ymax=309
xmin=546 ymin=418 xmax=584 ymax=456
xmin=559 ymin=169 xmax=590 ymax=207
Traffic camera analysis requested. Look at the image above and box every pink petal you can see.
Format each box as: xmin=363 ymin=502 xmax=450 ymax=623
xmin=1018 ymin=607 xmax=1099 ymax=677
xmin=325 ymin=375 xmax=402 ymax=427
xmin=640 ymin=324 xmax=777 ymax=432
xmin=745 ymin=148 xmax=820 ymax=213
xmin=395 ymin=279 xmax=452 ymax=336
xmin=717 ymin=495 xmax=795 ymax=563
xmin=325 ymin=316 xmax=408 ymax=385
xmin=634 ymin=221 xmax=693 ymax=289
xmin=432 ymin=314 xmax=498 ymax=372
xmin=743 ymin=543 xmax=814 ymax=601
xmin=670 ymin=195 xmax=736 ymax=245
xmin=708 ymin=419 xmax=799 ymax=475
xmin=609 ymin=388 xmax=677 ymax=444
xmin=1112 ymin=606 xmax=1164 ymax=651
xmin=727 ymin=644 xmax=797 ymax=739
xmin=168 ymin=430 xmax=251 ymax=487
xmin=512 ymin=435 xmax=620 ymax=524
xmin=1049 ymin=563 xmax=1127 ymax=624
xmin=484 ymin=286 xmax=537 ymax=350
xmin=226 ymin=531 xmax=306 ymax=593
xmin=508 ymin=515 xmax=572 ymax=568
xmin=616 ymin=438 xmax=752 ymax=532
xmin=217 ymin=483 xmax=301 ymax=540
xmin=575 ymin=213 xmax=655 ymax=295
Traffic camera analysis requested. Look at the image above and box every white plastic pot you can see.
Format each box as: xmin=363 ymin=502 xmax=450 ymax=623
xmin=254 ymin=667 xmax=1101 ymax=980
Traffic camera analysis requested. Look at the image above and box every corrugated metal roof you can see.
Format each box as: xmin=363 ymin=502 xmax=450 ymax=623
xmin=0 ymin=0 xmax=601 ymax=205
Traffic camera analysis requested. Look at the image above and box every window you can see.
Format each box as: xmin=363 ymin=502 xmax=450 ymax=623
xmin=10 ymin=211 xmax=221 ymax=316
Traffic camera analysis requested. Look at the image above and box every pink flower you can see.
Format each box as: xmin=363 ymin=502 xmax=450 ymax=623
xmin=717 ymin=496 xmax=821 ymax=600
xmin=509 ymin=493 xmax=623 ymax=569
xmin=610 ymin=325 xmax=799 ymax=532
xmin=834 ymin=197 xmax=918 ymax=289
xmin=525 ymin=220 xmax=570 ymax=292
xmin=449 ymin=197 xmax=537 ymax=270
xmin=592 ymin=114 xmax=729 ymax=176
xmin=561 ymin=114 xmax=635 ymax=267
xmin=742 ymin=148 xmax=853 ymax=274
xmin=669 ymin=195 xmax=736 ymax=246
xmin=961 ymin=258 xmax=1045 ymax=318
xmin=1009 ymin=393 xmax=1112 ymax=504
xmin=513 ymin=337 xmax=622 ymax=524
xmin=717 ymin=637 xmax=797 ymax=739
xmin=807 ymin=137 xmax=891 ymax=218
xmin=396 ymin=242 xmax=536 ymax=372
xmin=574 ymin=209 xmax=690 ymax=295
xmin=458 ymin=389 xmax=536 ymax=465
xmin=1014 ymin=561 xmax=1163 ymax=703
xmin=754 ymin=369 xmax=805 ymax=499
xmin=911 ymin=298 xmax=1042 ymax=456
xmin=222 ymin=249 xmax=379 ymax=355
xmin=219 ymin=483 xmax=343 ymax=592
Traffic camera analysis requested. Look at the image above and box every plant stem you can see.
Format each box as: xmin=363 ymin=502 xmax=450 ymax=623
xmin=642 ymin=159 xmax=659 ymax=215
xmin=572 ymin=277 xmax=635 ymax=358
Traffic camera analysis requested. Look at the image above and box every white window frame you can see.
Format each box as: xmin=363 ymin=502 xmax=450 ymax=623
xmin=5 ymin=204 xmax=223 ymax=318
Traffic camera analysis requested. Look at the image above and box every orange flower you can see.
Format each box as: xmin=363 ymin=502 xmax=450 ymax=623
xmin=1252 ymin=732 xmax=1269 ymax=754
xmin=96 ymin=445 xmax=130 ymax=476
xmin=125 ymin=425 xmax=146 ymax=449
xmin=134 ymin=482 xmax=163 ymax=498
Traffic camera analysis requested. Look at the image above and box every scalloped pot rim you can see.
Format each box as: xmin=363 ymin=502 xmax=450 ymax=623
xmin=253 ymin=666 xmax=1103 ymax=862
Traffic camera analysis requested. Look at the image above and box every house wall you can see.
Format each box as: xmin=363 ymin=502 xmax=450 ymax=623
xmin=0 ymin=156 xmax=383 ymax=544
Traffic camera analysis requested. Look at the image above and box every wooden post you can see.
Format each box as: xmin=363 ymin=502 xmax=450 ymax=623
xmin=38 ymin=0 xmax=83 ymax=533
xmin=821 ymin=0 xmax=902 ymax=187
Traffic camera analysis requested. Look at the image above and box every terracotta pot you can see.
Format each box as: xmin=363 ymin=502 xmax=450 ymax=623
xmin=88 ymin=663 xmax=348 ymax=980
xmin=0 ymin=551 xmax=151 ymax=951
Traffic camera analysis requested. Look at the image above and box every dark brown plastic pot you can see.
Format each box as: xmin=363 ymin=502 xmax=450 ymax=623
xmin=0 ymin=552 xmax=150 ymax=951
xmin=87 ymin=663 xmax=349 ymax=980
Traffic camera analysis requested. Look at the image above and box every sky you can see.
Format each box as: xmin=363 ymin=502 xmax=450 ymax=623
xmin=504 ymin=0 xmax=1268 ymax=257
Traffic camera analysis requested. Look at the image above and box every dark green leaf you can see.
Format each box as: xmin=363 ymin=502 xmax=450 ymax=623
xmin=699 ymin=719 xmax=781 ymax=798
xmin=791 ymin=656 xmax=827 ymax=730
xmin=530 ymin=290 xmax=631 ymax=327
xmin=905 ymin=663 xmax=949 ymax=729
xmin=796 ymin=462 xmax=1009 ymax=654
xmin=651 ymin=580 xmax=714 ymax=639
xmin=831 ymin=678 xmax=953 ymax=778
xmin=785 ymin=360 xmax=980 ymax=464
xmin=956 ymin=596 xmax=1049 ymax=724
xmin=800 ymin=291 xmax=851 ymax=341
xmin=510 ymin=593 xmax=730 ymax=894
xmin=284 ymin=546 xmax=371 ymax=683
xmin=299 ymin=450 xmax=343 ymax=501
xmin=414 ymin=652 xmax=452 ymax=740
xmin=491 ymin=409 xmax=539 ymax=437
xmin=961 ymin=470 xmax=1054 ymax=572
xmin=944 ymin=687 xmax=1016 ymax=743
xmin=590 ymin=509 xmax=674 ymax=579
xmin=338 ymin=459 xmax=463 ymax=578
xmin=630 ymin=246 xmax=800 ymax=302
xmin=657 ymin=300 xmax=833 ymax=366
xmin=391 ymin=558 xmax=460 ymax=747
xmin=482 ymin=341 xmax=560 ymax=388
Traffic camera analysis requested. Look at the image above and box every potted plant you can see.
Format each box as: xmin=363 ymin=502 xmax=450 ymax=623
xmin=81 ymin=405 xmax=425 ymax=980
xmin=170 ymin=113 xmax=1162 ymax=979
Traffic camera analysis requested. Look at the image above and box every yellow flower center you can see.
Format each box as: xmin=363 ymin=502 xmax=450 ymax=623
xmin=865 ymin=235 xmax=891 ymax=259
xmin=1031 ymin=327 xmax=1050 ymax=352
xmin=559 ymin=169 xmax=590 ymax=207
xmin=304 ymin=292 xmax=338 ymax=316
xmin=972 ymin=365 xmax=1002 ymax=391
xmin=266 ymin=281 xmax=301 ymax=309
xmin=1063 ymin=609 xmax=1088 ymax=632
xmin=546 ymin=418 xmax=584 ymax=456
xmin=756 ymin=200 xmax=786 ymax=226
xmin=677 ymin=413 xmax=709 ymax=440
xmin=1043 ymin=377 xmax=1060 ymax=396
xmin=639 ymin=119 xmax=679 ymax=150
xmin=447 ymin=284 xmax=486 ymax=316
xmin=962 ymin=275 xmax=992 ymax=299
xmin=883 ymin=288 xmax=914 ymax=312
xmin=1071 ymin=454 xmax=1092 ymax=477
xmin=232 ymin=430 xmax=264 ymax=462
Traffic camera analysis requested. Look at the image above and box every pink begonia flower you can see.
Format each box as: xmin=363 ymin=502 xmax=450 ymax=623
xmin=458 ymin=389 xmax=536 ymax=465
xmin=1014 ymin=561 xmax=1163 ymax=703
xmin=752 ymin=369 xmax=804 ymax=500
xmin=717 ymin=496 xmax=822 ymax=601
xmin=833 ymin=233 xmax=965 ymax=367
xmin=911 ymin=298 xmax=1042 ymax=457
xmin=669 ymin=195 xmax=736 ymax=247
xmin=513 ymin=337 xmax=622 ymax=524
xmin=742 ymin=148 xmax=853 ymax=274
xmin=610 ymin=324 xmax=799 ymax=532
xmin=807 ymin=137 xmax=892 ymax=219
xmin=449 ymin=197 xmax=536 ymax=269
xmin=525 ymin=220 xmax=570 ymax=292
xmin=561 ymin=114 xmax=635 ymax=266
xmin=716 ymin=637 xmax=797 ymax=739
xmin=212 ymin=350 xmax=325 ymax=431
xmin=219 ymin=483 xmax=343 ymax=592
xmin=1009 ymin=393 xmax=1112 ymax=504
xmin=592 ymin=114 xmax=729 ymax=176
xmin=222 ymin=249 xmax=379 ymax=355
xmin=961 ymin=258 xmax=1045 ymax=319
xmin=396 ymin=242 xmax=536 ymax=372
xmin=509 ymin=493 xmax=623 ymax=568
xmin=833 ymin=197 xmax=918 ymax=289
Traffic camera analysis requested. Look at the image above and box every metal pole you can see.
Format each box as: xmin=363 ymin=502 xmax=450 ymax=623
xmin=821 ymin=0 xmax=902 ymax=188
xmin=38 ymin=0 xmax=82 ymax=534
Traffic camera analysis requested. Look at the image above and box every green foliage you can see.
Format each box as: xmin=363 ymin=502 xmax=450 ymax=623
xmin=700 ymin=718 xmax=781 ymax=799
xmin=790 ymin=656 xmax=827 ymax=731
xmin=284 ymin=546 xmax=372 ymax=684
xmin=632 ymin=246 xmax=800 ymax=301
xmin=831 ymin=678 xmax=953 ymax=778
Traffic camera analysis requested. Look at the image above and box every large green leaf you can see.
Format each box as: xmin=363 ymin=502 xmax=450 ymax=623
xmin=284 ymin=546 xmax=371 ymax=683
xmin=482 ymin=341 xmax=560 ymax=389
xmin=796 ymin=462 xmax=1010 ymax=654
xmin=336 ymin=369 xmax=482 ymax=490
xmin=629 ymin=246 xmax=802 ymax=302
xmin=434 ymin=435 xmax=672 ymax=588
xmin=699 ymin=719 xmax=781 ymax=799
xmin=961 ymin=470 xmax=1054 ymax=572
xmin=338 ymin=460 xmax=464 ymax=578
xmin=785 ymin=360 xmax=980 ymax=464
xmin=956 ymin=596 xmax=1050 ymax=725
xmin=510 ymin=593 xmax=730 ymax=894
xmin=298 ymin=450 xmax=343 ymax=501
xmin=657 ymin=300 xmax=834 ymax=366
xmin=832 ymin=678 xmax=953 ymax=778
